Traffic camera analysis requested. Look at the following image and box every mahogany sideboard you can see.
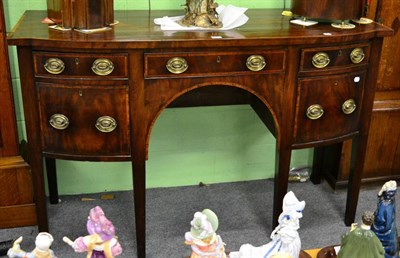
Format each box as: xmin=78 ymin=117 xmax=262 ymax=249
xmin=7 ymin=9 xmax=392 ymax=257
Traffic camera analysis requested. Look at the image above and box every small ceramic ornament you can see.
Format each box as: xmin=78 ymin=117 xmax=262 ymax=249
xmin=371 ymin=180 xmax=399 ymax=258
xmin=7 ymin=232 xmax=56 ymax=258
xmin=337 ymin=211 xmax=385 ymax=258
xmin=184 ymin=209 xmax=226 ymax=258
xmin=63 ymin=206 xmax=122 ymax=258
xmin=230 ymin=191 xmax=305 ymax=258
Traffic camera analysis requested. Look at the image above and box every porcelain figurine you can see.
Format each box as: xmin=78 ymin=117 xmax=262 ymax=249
xmin=371 ymin=180 xmax=399 ymax=258
xmin=337 ymin=211 xmax=385 ymax=258
xmin=230 ymin=191 xmax=305 ymax=258
xmin=63 ymin=206 xmax=122 ymax=258
xmin=184 ymin=209 xmax=226 ymax=258
xmin=7 ymin=232 xmax=56 ymax=258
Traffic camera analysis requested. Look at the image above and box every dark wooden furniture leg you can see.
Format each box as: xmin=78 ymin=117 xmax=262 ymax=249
xmin=132 ymin=132 xmax=147 ymax=258
xmin=344 ymin=38 xmax=385 ymax=226
xmin=17 ymin=47 xmax=49 ymax=232
xmin=45 ymin=157 xmax=59 ymax=204
xmin=30 ymin=154 xmax=48 ymax=232
xmin=345 ymin=137 xmax=362 ymax=226
xmin=311 ymin=147 xmax=325 ymax=184
xmin=273 ymin=144 xmax=292 ymax=228
xmin=133 ymin=157 xmax=146 ymax=258
xmin=311 ymin=143 xmax=343 ymax=185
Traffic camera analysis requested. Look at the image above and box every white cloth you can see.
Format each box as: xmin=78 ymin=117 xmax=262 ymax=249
xmin=154 ymin=5 xmax=248 ymax=31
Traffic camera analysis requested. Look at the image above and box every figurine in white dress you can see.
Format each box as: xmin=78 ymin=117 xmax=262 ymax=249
xmin=230 ymin=191 xmax=305 ymax=258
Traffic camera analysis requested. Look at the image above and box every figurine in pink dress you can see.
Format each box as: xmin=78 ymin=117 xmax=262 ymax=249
xmin=185 ymin=209 xmax=226 ymax=258
xmin=63 ymin=206 xmax=122 ymax=258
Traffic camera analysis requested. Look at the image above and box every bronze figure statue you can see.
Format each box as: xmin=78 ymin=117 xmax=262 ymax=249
xmin=179 ymin=0 xmax=222 ymax=28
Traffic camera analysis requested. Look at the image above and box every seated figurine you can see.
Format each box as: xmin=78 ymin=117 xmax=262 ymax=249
xmin=337 ymin=211 xmax=385 ymax=258
xmin=63 ymin=206 xmax=122 ymax=258
xmin=230 ymin=191 xmax=305 ymax=258
xmin=7 ymin=232 xmax=56 ymax=258
xmin=185 ymin=209 xmax=226 ymax=258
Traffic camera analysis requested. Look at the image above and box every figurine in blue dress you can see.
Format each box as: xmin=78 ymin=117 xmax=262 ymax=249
xmin=371 ymin=180 xmax=399 ymax=258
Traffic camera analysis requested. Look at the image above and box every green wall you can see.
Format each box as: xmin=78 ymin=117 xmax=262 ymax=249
xmin=3 ymin=0 xmax=312 ymax=195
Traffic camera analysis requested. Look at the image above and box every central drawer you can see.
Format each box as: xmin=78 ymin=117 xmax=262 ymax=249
xmin=37 ymin=82 xmax=130 ymax=157
xmin=144 ymin=50 xmax=286 ymax=78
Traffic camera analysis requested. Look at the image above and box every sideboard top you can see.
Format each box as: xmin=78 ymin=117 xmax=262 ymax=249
xmin=7 ymin=9 xmax=393 ymax=49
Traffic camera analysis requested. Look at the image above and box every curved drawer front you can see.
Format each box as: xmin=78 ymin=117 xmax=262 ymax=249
xmin=294 ymin=70 xmax=367 ymax=144
xmin=300 ymin=43 xmax=370 ymax=73
xmin=37 ymin=82 xmax=130 ymax=156
xmin=144 ymin=50 xmax=286 ymax=78
xmin=33 ymin=52 xmax=128 ymax=79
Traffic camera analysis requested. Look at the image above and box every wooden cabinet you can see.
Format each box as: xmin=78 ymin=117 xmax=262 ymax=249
xmin=363 ymin=0 xmax=400 ymax=179
xmin=0 ymin=0 xmax=35 ymax=228
xmin=321 ymin=0 xmax=400 ymax=189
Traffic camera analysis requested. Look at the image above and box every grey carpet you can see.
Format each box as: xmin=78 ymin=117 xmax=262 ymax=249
xmin=0 ymin=179 xmax=392 ymax=257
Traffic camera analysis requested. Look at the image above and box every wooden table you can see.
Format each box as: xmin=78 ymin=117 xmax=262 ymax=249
xmin=7 ymin=9 xmax=392 ymax=258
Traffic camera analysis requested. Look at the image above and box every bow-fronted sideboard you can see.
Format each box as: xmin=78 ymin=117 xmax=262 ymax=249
xmin=7 ymin=9 xmax=392 ymax=258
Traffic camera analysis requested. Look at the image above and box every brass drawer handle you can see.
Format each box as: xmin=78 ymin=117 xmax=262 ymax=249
xmin=306 ymin=104 xmax=324 ymax=120
xmin=166 ymin=57 xmax=188 ymax=74
xmin=95 ymin=116 xmax=117 ymax=133
xmin=246 ymin=55 xmax=266 ymax=71
xmin=44 ymin=58 xmax=65 ymax=74
xmin=49 ymin=114 xmax=69 ymax=130
xmin=92 ymin=58 xmax=114 ymax=76
xmin=350 ymin=48 xmax=365 ymax=64
xmin=312 ymin=52 xmax=330 ymax=68
xmin=342 ymin=99 xmax=356 ymax=114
